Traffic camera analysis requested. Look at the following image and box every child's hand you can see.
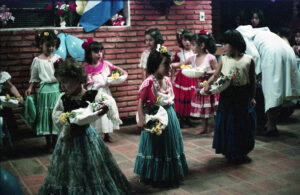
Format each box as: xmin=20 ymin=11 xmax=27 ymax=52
xmin=96 ymin=102 xmax=109 ymax=116
xmin=137 ymin=119 xmax=146 ymax=131
xmin=25 ymin=88 xmax=31 ymax=96
xmin=250 ymin=98 xmax=256 ymax=107
xmin=204 ymin=84 xmax=211 ymax=93
xmin=17 ymin=97 xmax=24 ymax=105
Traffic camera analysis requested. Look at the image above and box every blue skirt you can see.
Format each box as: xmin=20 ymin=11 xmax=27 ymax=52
xmin=134 ymin=105 xmax=188 ymax=183
xmin=39 ymin=125 xmax=133 ymax=195
xmin=213 ymin=85 xmax=256 ymax=158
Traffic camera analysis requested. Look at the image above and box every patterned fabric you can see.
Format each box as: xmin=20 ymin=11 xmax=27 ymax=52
xmin=39 ymin=90 xmax=133 ymax=195
xmin=138 ymin=50 xmax=150 ymax=69
xmin=173 ymin=50 xmax=197 ymax=117
xmin=190 ymin=54 xmax=219 ymax=118
xmin=85 ymin=60 xmax=120 ymax=134
xmin=213 ymin=85 xmax=256 ymax=158
xmin=35 ymin=83 xmax=60 ymax=135
xmin=29 ymin=54 xmax=60 ymax=83
xmin=134 ymin=75 xmax=188 ymax=184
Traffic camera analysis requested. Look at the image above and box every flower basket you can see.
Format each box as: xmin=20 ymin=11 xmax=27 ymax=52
xmin=0 ymin=95 xmax=19 ymax=109
xmin=107 ymin=69 xmax=127 ymax=85
xmin=136 ymin=104 xmax=168 ymax=135
xmin=182 ymin=67 xmax=205 ymax=78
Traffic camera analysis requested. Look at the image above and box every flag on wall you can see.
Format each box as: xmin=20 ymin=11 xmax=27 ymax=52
xmin=79 ymin=0 xmax=124 ymax=32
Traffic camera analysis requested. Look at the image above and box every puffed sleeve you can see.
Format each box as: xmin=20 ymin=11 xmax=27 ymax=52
xmin=52 ymin=94 xmax=67 ymax=132
xmin=105 ymin=60 xmax=115 ymax=72
xmin=138 ymin=78 xmax=155 ymax=105
xmin=0 ymin=71 xmax=11 ymax=83
xmin=29 ymin=57 xmax=41 ymax=83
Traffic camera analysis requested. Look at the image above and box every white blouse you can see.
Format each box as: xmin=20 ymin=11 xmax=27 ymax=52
xmin=0 ymin=71 xmax=11 ymax=94
xmin=29 ymin=54 xmax=61 ymax=83
xmin=138 ymin=50 xmax=150 ymax=69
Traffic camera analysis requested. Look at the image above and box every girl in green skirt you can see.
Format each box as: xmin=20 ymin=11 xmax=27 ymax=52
xmin=25 ymin=30 xmax=61 ymax=152
xmin=134 ymin=45 xmax=188 ymax=187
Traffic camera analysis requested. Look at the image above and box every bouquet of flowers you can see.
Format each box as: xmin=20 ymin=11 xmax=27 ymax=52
xmin=182 ymin=66 xmax=205 ymax=78
xmin=107 ymin=69 xmax=128 ymax=85
xmin=180 ymin=64 xmax=192 ymax=69
xmin=0 ymin=94 xmax=19 ymax=109
xmin=0 ymin=5 xmax=15 ymax=27
xmin=200 ymin=67 xmax=240 ymax=95
xmin=46 ymin=1 xmax=76 ymax=27
xmin=110 ymin=12 xmax=126 ymax=26
xmin=136 ymin=102 xmax=168 ymax=136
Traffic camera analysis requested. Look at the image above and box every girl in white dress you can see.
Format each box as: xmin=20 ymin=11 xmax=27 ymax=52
xmin=83 ymin=38 xmax=127 ymax=142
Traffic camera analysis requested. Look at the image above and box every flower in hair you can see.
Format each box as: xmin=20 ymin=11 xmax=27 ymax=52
xmin=53 ymin=58 xmax=64 ymax=69
xmin=44 ymin=32 xmax=49 ymax=36
xmin=177 ymin=28 xmax=183 ymax=35
xmin=199 ymin=29 xmax=208 ymax=35
xmin=82 ymin=37 xmax=94 ymax=50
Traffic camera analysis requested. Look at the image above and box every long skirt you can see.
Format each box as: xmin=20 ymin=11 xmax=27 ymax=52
xmin=36 ymin=83 xmax=60 ymax=135
xmin=134 ymin=105 xmax=188 ymax=184
xmin=213 ymin=85 xmax=256 ymax=158
xmin=38 ymin=125 xmax=133 ymax=195
xmin=173 ymin=70 xmax=196 ymax=117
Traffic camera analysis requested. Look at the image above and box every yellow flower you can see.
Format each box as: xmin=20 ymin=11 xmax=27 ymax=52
xmin=5 ymin=94 xmax=11 ymax=101
xmin=59 ymin=113 xmax=66 ymax=123
xmin=156 ymin=95 xmax=161 ymax=103
xmin=44 ymin=32 xmax=49 ymax=36
xmin=111 ymin=72 xmax=120 ymax=80
xmin=160 ymin=46 xmax=167 ymax=53
xmin=180 ymin=64 xmax=191 ymax=69
xmin=199 ymin=80 xmax=208 ymax=87
xmin=156 ymin=129 xmax=162 ymax=135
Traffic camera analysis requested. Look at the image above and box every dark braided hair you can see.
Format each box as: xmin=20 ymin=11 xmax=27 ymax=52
xmin=35 ymin=30 xmax=60 ymax=48
xmin=176 ymin=29 xmax=193 ymax=48
xmin=192 ymin=33 xmax=216 ymax=54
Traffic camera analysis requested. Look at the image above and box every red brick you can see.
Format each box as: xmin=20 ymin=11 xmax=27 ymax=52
xmin=126 ymin=48 xmax=144 ymax=53
xmin=128 ymin=69 xmax=142 ymax=74
xmin=110 ymin=59 xmax=126 ymax=65
xmin=102 ymin=43 xmax=115 ymax=49
xmin=126 ymin=37 xmax=139 ymax=42
xmin=185 ymin=5 xmax=204 ymax=10
xmin=176 ymin=10 xmax=195 ymax=15
xmin=104 ymin=54 xmax=116 ymax=60
xmin=119 ymin=106 xmax=137 ymax=112
xmin=95 ymin=32 xmax=118 ymax=37
xmin=119 ymin=112 xmax=129 ymax=118
xmin=105 ymin=48 xmax=126 ymax=54
xmin=0 ymin=36 xmax=22 ymax=41
xmin=112 ymin=91 xmax=127 ymax=97
xmin=128 ymin=99 xmax=138 ymax=105
xmin=131 ymin=15 xmax=145 ymax=21
xmin=168 ymin=15 xmax=186 ymax=20
xmin=134 ymin=10 xmax=156 ymax=15
xmin=117 ymin=53 xmax=138 ymax=59
xmin=13 ymin=30 xmax=36 ymax=35
xmin=6 ymin=41 xmax=33 ymax=47
xmin=157 ymin=21 xmax=176 ymax=25
xmin=145 ymin=16 xmax=166 ymax=20
xmin=19 ymin=48 xmax=40 ymax=53
xmin=116 ymin=42 xmax=137 ymax=48
xmin=107 ymin=27 xmax=129 ymax=32
xmin=0 ymin=48 xmax=19 ymax=53
xmin=116 ymin=101 xmax=128 ymax=107
xmin=130 ymin=4 xmax=145 ymax=9
xmin=177 ymin=20 xmax=195 ymax=25
xmin=116 ymin=95 xmax=137 ymax=102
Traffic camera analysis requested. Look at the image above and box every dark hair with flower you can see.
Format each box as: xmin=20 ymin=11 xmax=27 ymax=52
xmin=54 ymin=58 xmax=87 ymax=85
xmin=192 ymin=31 xmax=216 ymax=54
xmin=84 ymin=39 xmax=104 ymax=64
xmin=176 ymin=29 xmax=194 ymax=48
xmin=145 ymin=28 xmax=164 ymax=46
xmin=45 ymin=1 xmax=76 ymax=26
xmin=53 ymin=58 xmax=64 ymax=69
xmin=146 ymin=45 xmax=172 ymax=75
xmin=35 ymin=30 xmax=60 ymax=49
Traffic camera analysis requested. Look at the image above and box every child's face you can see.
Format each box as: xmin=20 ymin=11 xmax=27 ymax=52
xmin=191 ymin=41 xmax=203 ymax=54
xmin=251 ymin=13 xmax=260 ymax=28
xmin=91 ymin=49 xmax=103 ymax=62
xmin=42 ymin=42 xmax=55 ymax=56
xmin=145 ymin=34 xmax=155 ymax=50
xmin=156 ymin=57 xmax=170 ymax=76
xmin=295 ymin=32 xmax=300 ymax=45
xmin=57 ymin=76 xmax=82 ymax=96
xmin=222 ymin=43 xmax=232 ymax=56
xmin=182 ymin=38 xmax=191 ymax=50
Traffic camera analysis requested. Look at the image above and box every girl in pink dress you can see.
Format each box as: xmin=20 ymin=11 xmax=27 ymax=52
xmin=83 ymin=38 xmax=128 ymax=142
xmin=172 ymin=29 xmax=196 ymax=127
xmin=172 ymin=31 xmax=218 ymax=135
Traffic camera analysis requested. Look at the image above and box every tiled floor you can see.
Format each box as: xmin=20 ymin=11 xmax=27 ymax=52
xmin=1 ymin=109 xmax=300 ymax=195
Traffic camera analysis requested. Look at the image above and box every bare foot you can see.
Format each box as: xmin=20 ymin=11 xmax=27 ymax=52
xmin=103 ymin=134 xmax=115 ymax=143
xmin=193 ymin=129 xmax=207 ymax=135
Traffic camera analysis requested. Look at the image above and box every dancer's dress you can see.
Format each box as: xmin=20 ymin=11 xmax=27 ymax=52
xmin=173 ymin=50 xmax=196 ymax=117
xmin=134 ymin=75 xmax=188 ymax=184
xmin=38 ymin=90 xmax=133 ymax=194
xmin=85 ymin=60 xmax=121 ymax=134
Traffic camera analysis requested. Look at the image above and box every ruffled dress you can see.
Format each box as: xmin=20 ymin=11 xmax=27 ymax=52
xmin=85 ymin=60 xmax=121 ymax=134
xmin=173 ymin=50 xmax=197 ymax=117
xmin=134 ymin=75 xmax=188 ymax=185
xmin=189 ymin=54 xmax=219 ymax=118
xmin=38 ymin=90 xmax=133 ymax=194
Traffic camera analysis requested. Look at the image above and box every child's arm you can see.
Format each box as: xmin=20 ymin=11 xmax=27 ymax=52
xmin=25 ymin=83 xmax=35 ymax=97
xmin=114 ymin=65 xmax=128 ymax=77
xmin=52 ymin=96 xmax=66 ymax=132
xmin=204 ymin=59 xmax=223 ymax=93
xmin=249 ymin=59 xmax=256 ymax=106
xmin=205 ymin=56 xmax=218 ymax=75
xmin=4 ymin=80 xmax=23 ymax=104
xmin=137 ymin=98 xmax=146 ymax=130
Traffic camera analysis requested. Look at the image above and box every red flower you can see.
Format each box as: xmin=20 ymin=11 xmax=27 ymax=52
xmin=199 ymin=29 xmax=207 ymax=34
xmin=57 ymin=10 xmax=64 ymax=17
xmin=56 ymin=2 xmax=62 ymax=7
xmin=82 ymin=42 xmax=90 ymax=50
xmin=54 ymin=58 xmax=64 ymax=69
xmin=69 ymin=3 xmax=76 ymax=12
xmin=232 ymin=75 xmax=236 ymax=81
xmin=45 ymin=4 xmax=53 ymax=11
xmin=87 ymin=37 xmax=94 ymax=43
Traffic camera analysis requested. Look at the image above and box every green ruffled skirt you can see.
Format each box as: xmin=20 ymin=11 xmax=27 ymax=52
xmin=36 ymin=83 xmax=60 ymax=135
xmin=134 ymin=105 xmax=188 ymax=184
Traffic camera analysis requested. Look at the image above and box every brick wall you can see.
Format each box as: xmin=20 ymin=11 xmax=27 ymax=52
xmin=0 ymin=0 xmax=212 ymax=120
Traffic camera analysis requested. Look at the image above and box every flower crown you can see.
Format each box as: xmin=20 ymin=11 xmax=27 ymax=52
xmin=53 ymin=58 xmax=64 ymax=69
xmin=82 ymin=38 xmax=94 ymax=50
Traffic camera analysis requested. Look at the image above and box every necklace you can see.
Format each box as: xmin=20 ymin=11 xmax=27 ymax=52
xmin=152 ymin=75 xmax=169 ymax=94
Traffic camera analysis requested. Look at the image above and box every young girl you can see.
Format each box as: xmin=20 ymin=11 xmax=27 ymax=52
xmin=204 ymin=29 xmax=256 ymax=163
xmin=138 ymin=28 xmax=164 ymax=80
xmin=25 ymin=30 xmax=61 ymax=152
xmin=172 ymin=29 xmax=196 ymax=127
xmin=83 ymin=38 xmax=127 ymax=142
xmin=39 ymin=58 xmax=133 ymax=194
xmin=250 ymin=9 xmax=265 ymax=28
xmin=172 ymin=31 xmax=218 ymax=135
xmin=134 ymin=46 xmax=188 ymax=187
